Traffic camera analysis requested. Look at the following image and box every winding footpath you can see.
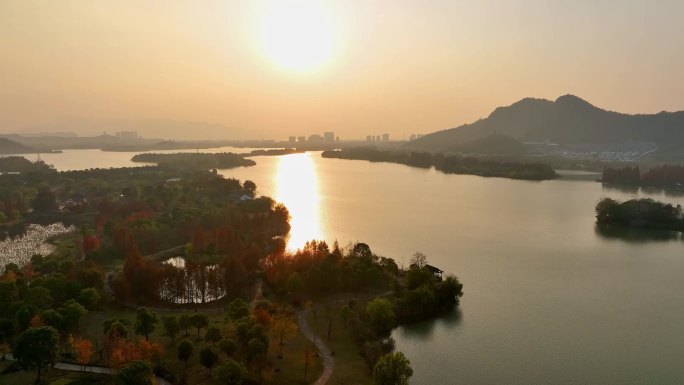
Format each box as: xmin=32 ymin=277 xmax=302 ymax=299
xmin=3 ymin=354 xmax=171 ymax=385
xmin=296 ymin=310 xmax=335 ymax=385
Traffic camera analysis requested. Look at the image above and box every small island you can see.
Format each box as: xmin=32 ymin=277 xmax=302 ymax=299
xmin=131 ymin=152 xmax=256 ymax=170
xmin=595 ymin=197 xmax=684 ymax=231
xmin=322 ymin=147 xmax=557 ymax=181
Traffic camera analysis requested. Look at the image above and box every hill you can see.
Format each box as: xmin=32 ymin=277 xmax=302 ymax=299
xmin=449 ymin=133 xmax=527 ymax=156
xmin=407 ymin=95 xmax=684 ymax=153
xmin=0 ymin=137 xmax=37 ymax=154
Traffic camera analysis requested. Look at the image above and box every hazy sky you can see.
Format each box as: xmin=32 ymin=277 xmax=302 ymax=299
xmin=1 ymin=0 xmax=683 ymax=140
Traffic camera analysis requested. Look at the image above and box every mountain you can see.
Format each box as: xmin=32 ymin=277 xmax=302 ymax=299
xmin=0 ymin=138 xmax=37 ymax=154
xmin=449 ymin=133 xmax=527 ymax=156
xmin=407 ymin=95 xmax=684 ymax=152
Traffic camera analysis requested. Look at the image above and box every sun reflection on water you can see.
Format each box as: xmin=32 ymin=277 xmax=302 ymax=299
xmin=274 ymin=153 xmax=323 ymax=250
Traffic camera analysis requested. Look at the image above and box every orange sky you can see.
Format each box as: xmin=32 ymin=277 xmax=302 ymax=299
xmin=1 ymin=0 xmax=683 ymax=140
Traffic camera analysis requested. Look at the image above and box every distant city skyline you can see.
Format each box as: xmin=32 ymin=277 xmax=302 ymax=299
xmin=2 ymin=1 xmax=684 ymax=140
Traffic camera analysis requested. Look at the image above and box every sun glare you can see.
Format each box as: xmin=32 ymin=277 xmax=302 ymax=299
xmin=274 ymin=153 xmax=323 ymax=250
xmin=256 ymin=0 xmax=341 ymax=73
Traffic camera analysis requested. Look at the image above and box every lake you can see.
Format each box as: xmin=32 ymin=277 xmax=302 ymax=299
xmin=45 ymin=149 xmax=684 ymax=384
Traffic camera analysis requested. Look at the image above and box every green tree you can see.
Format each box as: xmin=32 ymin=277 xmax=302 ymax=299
xmin=373 ymin=352 xmax=413 ymax=385
xmin=365 ymin=298 xmax=396 ymax=336
xmin=218 ymin=338 xmax=237 ymax=357
xmin=179 ymin=314 xmax=190 ymax=336
xmin=32 ymin=188 xmax=58 ymax=212
xmin=58 ymin=299 xmax=87 ymax=333
xmin=177 ymin=340 xmax=194 ymax=364
xmin=25 ymin=286 xmax=53 ymax=309
xmin=116 ymin=360 xmax=154 ymax=385
xmin=189 ymin=312 xmax=209 ymax=338
xmin=286 ymin=272 xmax=304 ymax=300
xmin=13 ymin=326 xmax=59 ymax=384
xmin=103 ymin=318 xmax=129 ymax=339
xmin=134 ymin=307 xmax=157 ymax=341
xmin=214 ymin=358 xmax=247 ymax=385
xmin=162 ymin=316 xmax=181 ymax=344
xmin=246 ymin=338 xmax=267 ymax=363
xmin=77 ymin=288 xmax=101 ymax=310
xmin=205 ymin=326 xmax=222 ymax=345
xmin=200 ymin=346 xmax=219 ymax=374
xmin=227 ymin=298 xmax=249 ymax=320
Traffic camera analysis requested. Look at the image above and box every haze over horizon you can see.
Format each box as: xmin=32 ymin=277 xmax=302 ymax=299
xmin=2 ymin=0 xmax=683 ymax=140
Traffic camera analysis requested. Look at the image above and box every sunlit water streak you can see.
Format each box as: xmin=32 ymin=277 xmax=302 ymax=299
xmin=273 ymin=153 xmax=323 ymax=250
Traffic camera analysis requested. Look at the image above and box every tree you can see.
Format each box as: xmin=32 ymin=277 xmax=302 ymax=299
xmin=205 ymin=326 xmax=222 ymax=345
xmin=103 ymin=318 xmax=129 ymax=339
xmin=177 ymin=340 xmax=194 ymax=364
xmin=32 ymin=188 xmax=58 ymax=212
xmin=246 ymin=338 xmax=267 ymax=363
xmin=365 ymin=298 xmax=396 ymax=336
xmin=13 ymin=326 xmax=59 ymax=383
xmin=373 ymin=352 xmax=413 ymax=385
xmin=214 ymin=358 xmax=247 ymax=385
xmin=77 ymin=288 xmax=101 ymax=310
xmin=243 ymin=180 xmax=257 ymax=192
xmin=189 ymin=312 xmax=209 ymax=338
xmin=162 ymin=316 xmax=181 ymax=344
xmin=134 ymin=307 xmax=158 ymax=341
xmin=218 ymin=338 xmax=237 ymax=357
xmin=228 ymin=298 xmax=249 ymax=320
xmin=410 ymin=252 xmax=427 ymax=269
xmin=117 ymin=360 xmax=154 ymax=385
xmin=200 ymin=346 xmax=219 ymax=374
xmin=286 ymin=272 xmax=304 ymax=301
xmin=58 ymin=299 xmax=87 ymax=333
xmin=72 ymin=337 xmax=93 ymax=371
xmin=341 ymin=305 xmax=353 ymax=327
xmin=179 ymin=313 xmax=190 ymax=336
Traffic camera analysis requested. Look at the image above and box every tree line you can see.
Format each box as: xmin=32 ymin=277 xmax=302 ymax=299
xmin=322 ymin=147 xmax=557 ymax=180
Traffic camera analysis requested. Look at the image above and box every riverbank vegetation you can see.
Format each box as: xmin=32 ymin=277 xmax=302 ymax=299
xmin=602 ymin=165 xmax=684 ymax=188
xmin=322 ymin=147 xmax=557 ymax=180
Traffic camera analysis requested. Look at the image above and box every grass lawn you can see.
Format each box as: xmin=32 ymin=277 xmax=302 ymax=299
xmin=305 ymin=300 xmax=374 ymax=385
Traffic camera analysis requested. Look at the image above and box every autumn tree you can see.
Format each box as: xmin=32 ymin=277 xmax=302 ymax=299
xmin=72 ymin=337 xmax=94 ymax=371
xmin=13 ymin=326 xmax=59 ymax=383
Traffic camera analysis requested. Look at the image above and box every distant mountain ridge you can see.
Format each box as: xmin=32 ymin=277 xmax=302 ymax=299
xmin=0 ymin=138 xmax=37 ymax=154
xmin=407 ymin=95 xmax=684 ymax=152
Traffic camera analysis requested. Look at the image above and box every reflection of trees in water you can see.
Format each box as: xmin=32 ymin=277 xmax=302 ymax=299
xmin=158 ymin=257 xmax=226 ymax=304
xmin=396 ymin=308 xmax=463 ymax=340
xmin=602 ymin=183 xmax=684 ymax=199
xmin=594 ymin=223 xmax=682 ymax=243
xmin=601 ymin=184 xmax=640 ymax=195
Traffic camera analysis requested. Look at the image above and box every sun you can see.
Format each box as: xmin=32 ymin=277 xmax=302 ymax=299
xmin=256 ymin=0 xmax=341 ymax=73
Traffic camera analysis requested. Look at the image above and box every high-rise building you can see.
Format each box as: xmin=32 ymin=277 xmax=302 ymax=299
xmin=366 ymin=135 xmax=372 ymax=142
xmin=308 ymin=134 xmax=323 ymax=142
xmin=289 ymin=136 xmax=296 ymax=143
xmin=382 ymin=133 xmax=390 ymax=141
xmin=324 ymin=132 xmax=335 ymax=142
xmin=298 ymin=136 xmax=306 ymax=142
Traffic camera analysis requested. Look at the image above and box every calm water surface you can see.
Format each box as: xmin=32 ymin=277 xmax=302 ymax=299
xmin=48 ymin=150 xmax=684 ymax=384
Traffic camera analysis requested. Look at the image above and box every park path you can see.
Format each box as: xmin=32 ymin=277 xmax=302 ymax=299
xmin=3 ymin=354 xmax=172 ymax=385
xmin=296 ymin=310 xmax=335 ymax=385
